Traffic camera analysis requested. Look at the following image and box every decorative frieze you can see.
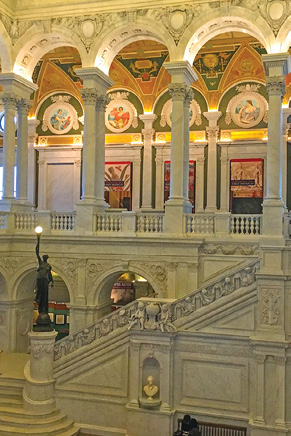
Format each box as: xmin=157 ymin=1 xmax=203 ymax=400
xmin=80 ymin=88 xmax=99 ymax=105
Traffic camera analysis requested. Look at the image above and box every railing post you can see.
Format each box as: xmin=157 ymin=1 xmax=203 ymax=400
xmin=36 ymin=210 xmax=51 ymax=235
xmin=122 ymin=211 xmax=136 ymax=235
xmin=23 ymin=331 xmax=57 ymax=413
xmin=214 ymin=212 xmax=231 ymax=235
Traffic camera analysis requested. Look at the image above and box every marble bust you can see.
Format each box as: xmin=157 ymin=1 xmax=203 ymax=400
xmin=143 ymin=375 xmax=158 ymax=400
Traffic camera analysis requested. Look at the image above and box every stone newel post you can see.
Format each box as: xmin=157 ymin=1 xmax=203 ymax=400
xmin=23 ymin=331 xmax=57 ymax=413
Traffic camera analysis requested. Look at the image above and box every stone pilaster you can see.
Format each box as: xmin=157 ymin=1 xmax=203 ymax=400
xmin=95 ymin=94 xmax=110 ymax=207
xmin=140 ymin=113 xmax=157 ymax=210
xmin=195 ymin=151 xmax=205 ymax=212
xmin=262 ymin=54 xmax=288 ymax=237
xmin=204 ymin=111 xmax=222 ymax=212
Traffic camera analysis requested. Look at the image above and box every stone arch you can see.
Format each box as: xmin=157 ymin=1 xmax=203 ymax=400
xmin=12 ymin=23 xmax=87 ymax=80
xmin=181 ymin=14 xmax=275 ymax=66
xmin=11 ymin=261 xmax=75 ymax=304
xmin=90 ymin=264 xmax=163 ymax=307
xmin=0 ymin=21 xmax=13 ymax=72
xmin=91 ymin=20 xmax=176 ymax=75
xmin=0 ymin=269 xmax=8 ymax=299
xmin=276 ymin=18 xmax=291 ymax=52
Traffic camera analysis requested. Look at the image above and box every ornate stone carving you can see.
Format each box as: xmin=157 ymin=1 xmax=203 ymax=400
xmin=16 ymin=98 xmax=33 ymax=115
xmin=0 ymin=14 xmax=32 ymax=45
xmin=96 ymin=94 xmax=110 ymax=111
xmin=168 ymin=84 xmax=189 ymax=101
xmin=261 ymin=289 xmax=281 ymax=325
xmin=206 ymin=126 xmax=219 ymax=140
xmin=265 ymin=76 xmax=286 ymax=99
xmin=31 ymin=344 xmax=54 ymax=360
xmin=142 ymin=128 xmax=155 ymax=143
xmin=1 ymin=93 xmax=18 ymax=109
xmin=154 ymin=6 xmax=201 ymax=45
xmin=80 ymin=88 xmax=99 ymax=105
xmin=160 ymin=96 xmax=202 ymax=127
xmin=200 ymin=244 xmax=259 ymax=255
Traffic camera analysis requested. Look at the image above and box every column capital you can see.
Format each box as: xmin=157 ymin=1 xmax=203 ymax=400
xmin=168 ymin=83 xmax=190 ymax=101
xmin=206 ymin=126 xmax=219 ymax=140
xmin=265 ymin=76 xmax=286 ymax=99
xmin=0 ymin=92 xmax=18 ymax=109
xmin=80 ymin=88 xmax=99 ymax=105
xmin=142 ymin=128 xmax=155 ymax=143
xmin=75 ymin=67 xmax=113 ymax=92
xmin=203 ymin=110 xmax=222 ymax=125
xmin=96 ymin=94 xmax=110 ymax=111
xmin=262 ymin=53 xmax=289 ymax=76
xmin=164 ymin=61 xmax=197 ymax=85
xmin=17 ymin=97 xmax=32 ymax=114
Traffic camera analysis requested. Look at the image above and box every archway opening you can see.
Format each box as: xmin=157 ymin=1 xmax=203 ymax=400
xmin=97 ymin=271 xmax=156 ymax=318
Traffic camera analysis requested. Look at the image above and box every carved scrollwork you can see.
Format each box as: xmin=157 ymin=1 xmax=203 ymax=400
xmin=265 ymin=76 xmax=286 ymax=99
xmin=31 ymin=344 xmax=54 ymax=360
xmin=261 ymin=289 xmax=281 ymax=326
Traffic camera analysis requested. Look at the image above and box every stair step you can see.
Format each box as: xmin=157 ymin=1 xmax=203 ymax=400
xmin=0 ymin=412 xmax=67 ymax=427
xmin=0 ymin=406 xmax=60 ymax=419
xmin=0 ymin=417 xmax=75 ymax=435
xmin=57 ymin=428 xmax=80 ymax=436
xmin=0 ymin=397 xmax=23 ymax=408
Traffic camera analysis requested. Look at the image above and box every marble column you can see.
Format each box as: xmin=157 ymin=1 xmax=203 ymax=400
xmin=27 ymin=119 xmax=40 ymax=206
xmin=282 ymin=108 xmax=291 ymax=208
xmin=16 ymin=98 xmax=32 ymax=204
xmin=183 ymin=90 xmax=193 ymax=201
xmin=1 ymin=93 xmax=17 ymax=202
xmin=262 ymin=54 xmax=288 ymax=236
xmin=75 ymin=67 xmax=113 ymax=234
xmin=140 ymin=113 xmax=156 ymax=210
xmin=163 ymin=61 xmax=197 ymax=233
xmin=80 ymin=88 xmax=99 ymax=203
xmin=204 ymin=111 xmax=222 ymax=212
xmin=195 ymin=152 xmax=205 ymax=213
xmin=219 ymin=143 xmax=230 ymax=212
xmin=95 ymin=94 xmax=110 ymax=207
xmin=155 ymin=151 xmax=164 ymax=210
xmin=0 ymin=73 xmax=37 ymax=212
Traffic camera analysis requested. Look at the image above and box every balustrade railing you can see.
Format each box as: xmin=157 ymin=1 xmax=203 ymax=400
xmin=51 ymin=213 xmax=75 ymax=231
xmin=185 ymin=214 xmax=215 ymax=234
xmin=54 ymin=259 xmax=260 ymax=361
xmin=137 ymin=214 xmax=164 ymax=233
xmin=230 ymin=214 xmax=261 ymax=235
xmin=96 ymin=213 xmax=122 ymax=232
xmin=15 ymin=213 xmax=37 ymax=230
xmin=0 ymin=213 xmax=7 ymax=229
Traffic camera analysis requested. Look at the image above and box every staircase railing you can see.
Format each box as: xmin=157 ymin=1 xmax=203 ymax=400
xmin=54 ymin=258 xmax=260 ymax=362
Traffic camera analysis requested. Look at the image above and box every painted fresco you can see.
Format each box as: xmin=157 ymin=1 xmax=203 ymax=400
xmin=193 ymin=49 xmax=238 ymax=90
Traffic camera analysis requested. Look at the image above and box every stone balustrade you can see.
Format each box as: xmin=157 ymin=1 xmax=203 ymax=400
xmin=230 ymin=214 xmax=261 ymax=235
xmin=54 ymin=259 xmax=260 ymax=361
xmin=0 ymin=210 xmax=265 ymax=237
xmin=185 ymin=213 xmax=215 ymax=234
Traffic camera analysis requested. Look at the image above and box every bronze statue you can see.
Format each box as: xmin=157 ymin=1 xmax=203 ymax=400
xmin=35 ymin=238 xmax=53 ymax=315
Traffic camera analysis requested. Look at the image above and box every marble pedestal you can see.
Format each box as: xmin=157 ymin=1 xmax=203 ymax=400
xmin=23 ymin=330 xmax=57 ymax=413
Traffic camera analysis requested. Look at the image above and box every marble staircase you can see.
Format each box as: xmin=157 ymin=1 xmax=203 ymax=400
xmin=0 ymin=378 xmax=79 ymax=436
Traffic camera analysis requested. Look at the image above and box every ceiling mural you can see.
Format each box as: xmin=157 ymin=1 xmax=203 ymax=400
xmin=29 ymin=33 xmax=273 ymax=122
